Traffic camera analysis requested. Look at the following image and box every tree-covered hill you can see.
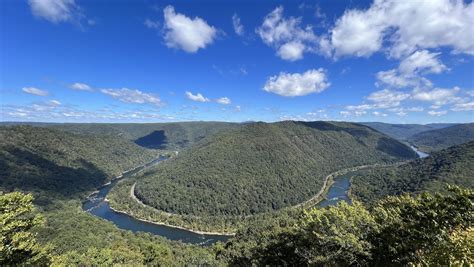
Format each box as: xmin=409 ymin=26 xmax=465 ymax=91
xmin=44 ymin=121 xmax=240 ymax=150
xmin=135 ymin=121 xmax=417 ymax=217
xmin=360 ymin=122 xmax=456 ymax=140
xmin=351 ymin=141 xmax=474 ymax=204
xmin=408 ymin=123 xmax=474 ymax=152
xmin=0 ymin=125 xmax=157 ymax=204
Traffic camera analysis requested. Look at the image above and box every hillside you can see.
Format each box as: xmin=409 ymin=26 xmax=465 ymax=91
xmin=360 ymin=122 xmax=455 ymax=140
xmin=0 ymin=125 xmax=157 ymax=204
xmin=135 ymin=121 xmax=417 ymax=217
xmin=46 ymin=122 xmax=239 ymax=150
xmin=351 ymin=141 xmax=474 ymax=204
xmin=408 ymin=123 xmax=474 ymax=152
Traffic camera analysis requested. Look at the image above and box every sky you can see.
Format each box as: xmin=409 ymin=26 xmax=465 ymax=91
xmin=1 ymin=0 xmax=473 ymax=124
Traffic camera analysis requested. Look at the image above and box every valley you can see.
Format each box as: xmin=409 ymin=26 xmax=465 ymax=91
xmin=1 ymin=121 xmax=472 ymax=265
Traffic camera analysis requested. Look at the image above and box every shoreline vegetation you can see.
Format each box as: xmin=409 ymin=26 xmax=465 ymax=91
xmin=106 ymin=161 xmax=407 ymax=234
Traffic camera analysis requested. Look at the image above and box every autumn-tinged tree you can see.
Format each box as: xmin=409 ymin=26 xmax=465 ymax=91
xmin=0 ymin=192 xmax=50 ymax=265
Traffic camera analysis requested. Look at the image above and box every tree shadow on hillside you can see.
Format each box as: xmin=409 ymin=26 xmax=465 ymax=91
xmin=377 ymin=137 xmax=417 ymax=159
xmin=134 ymin=130 xmax=168 ymax=149
xmin=0 ymin=146 xmax=109 ymax=206
xmin=299 ymin=121 xmax=370 ymax=138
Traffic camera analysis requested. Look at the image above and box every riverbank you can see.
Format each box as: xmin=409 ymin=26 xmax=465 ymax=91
xmin=111 ymin=162 xmax=393 ymax=235
xmin=106 ymin=200 xmax=236 ymax=236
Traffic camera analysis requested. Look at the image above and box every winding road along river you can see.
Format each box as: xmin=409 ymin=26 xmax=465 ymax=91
xmin=83 ymin=146 xmax=429 ymax=245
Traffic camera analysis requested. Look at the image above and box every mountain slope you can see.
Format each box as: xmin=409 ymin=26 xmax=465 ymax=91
xmin=0 ymin=126 xmax=157 ymax=203
xmin=135 ymin=121 xmax=417 ymax=217
xmin=351 ymin=141 xmax=474 ymax=204
xmin=408 ymin=123 xmax=474 ymax=152
xmin=360 ymin=122 xmax=455 ymax=140
xmin=46 ymin=122 xmax=239 ymax=150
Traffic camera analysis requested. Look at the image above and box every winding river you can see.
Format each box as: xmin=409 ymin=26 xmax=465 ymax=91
xmin=83 ymin=146 xmax=429 ymax=245
xmin=82 ymin=157 xmax=230 ymax=245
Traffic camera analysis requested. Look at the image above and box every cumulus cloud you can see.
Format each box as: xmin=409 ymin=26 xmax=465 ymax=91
xmin=28 ymin=0 xmax=85 ymax=24
xmin=411 ymin=87 xmax=462 ymax=106
xmin=185 ymin=91 xmax=210 ymax=102
xmin=101 ymin=88 xmax=162 ymax=106
xmin=163 ymin=6 xmax=217 ymax=53
xmin=376 ymin=50 xmax=447 ymax=88
xmin=22 ymin=87 xmax=49 ymax=96
xmin=263 ymin=69 xmax=330 ymax=97
xmin=216 ymin=97 xmax=231 ymax=105
xmin=232 ymin=14 xmax=244 ymax=36
xmin=328 ymin=0 xmax=474 ymax=58
xmin=70 ymin=82 xmax=93 ymax=91
xmin=256 ymin=6 xmax=317 ymax=61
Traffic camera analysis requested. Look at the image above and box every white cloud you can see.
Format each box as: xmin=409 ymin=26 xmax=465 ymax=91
xmin=367 ymin=89 xmax=410 ymax=108
xmin=398 ymin=50 xmax=448 ymax=75
xmin=372 ymin=111 xmax=388 ymax=117
xmin=263 ymin=68 xmax=330 ymax=97
xmin=216 ymin=97 xmax=231 ymax=105
xmin=70 ymin=82 xmax=93 ymax=91
xmin=163 ymin=6 xmax=217 ymax=53
xmin=144 ymin=19 xmax=160 ymax=30
xmin=49 ymin=100 xmax=61 ymax=106
xmin=451 ymin=102 xmax=474 ymax=111
xmin=101 ymin=88 xmax=162 ymax=106
xmin=428 ymin=110 xmax=447 ymax=116
xmin=328 ymin=0 xmax=474 ymax=58
xmin=277 ymin=41 xmax=305 ymax=61
xmin=235 ymin=105 xmax=241 ymax=112
xmin=376 ymin=50 xmax=446 ymax=88
xmin=22 ymin=87 xmax=49 ymax=96
xmin=411 ymin=87 xmax=462 ymax=106
xmin=185 ymin=91 xmax=210 ymax=102
xmin=232 ymin=14 xmax=244 ymax=36
xmin=28 ymin=0 xmax=84 ymax=24
xmin=256 ymin=6 xmax=317 ymax=61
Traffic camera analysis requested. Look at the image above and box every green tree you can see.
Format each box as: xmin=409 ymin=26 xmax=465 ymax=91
xmin=370 ymin=186 xmax=473 ymax=265
xmin=0 ymin=192 xmax=50 ymax=265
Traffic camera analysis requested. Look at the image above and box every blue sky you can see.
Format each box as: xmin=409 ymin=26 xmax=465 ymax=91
xmin=1 ymin=0 xmax=473 ymax=123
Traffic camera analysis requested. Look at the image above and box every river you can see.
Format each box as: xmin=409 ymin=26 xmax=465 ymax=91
xmin=83 ymin=145 xmax=429 ymax=245
xmin=82 ymin=157 xmax=231 ymax=245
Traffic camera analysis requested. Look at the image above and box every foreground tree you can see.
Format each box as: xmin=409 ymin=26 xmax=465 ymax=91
xmin=0 ymin=192 xmax=50 ymax=265
xmin=222 ymin=185 xmax=473 ymax=266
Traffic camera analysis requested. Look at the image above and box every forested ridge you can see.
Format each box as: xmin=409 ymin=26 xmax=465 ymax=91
xmin=351 ymin=141 xmax=474 ymax=203
xmin=34 ymin=121 xmax=239 ymax=150
xmin=135 ymin=121 xmax=417 ymax=217
xmin=0 ymin=125 xmax=157 ymax=203
xmin=1 ymin=122 xmax=472 ymax=266
xmin=408 ymin=123 xmax=474 ymax=152
xmin=0 ymin=125 xmax=222 ymax=265
xmin=360 ymin=122 xmax=456 ymax=140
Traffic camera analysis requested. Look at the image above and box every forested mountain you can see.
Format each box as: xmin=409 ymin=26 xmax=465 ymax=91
xmin=351 ymin=141 xmax=474 ymax=203
xmin=360 ymin=122 xmax=456 ymax=140
xmin=0 ymin=125 xmax=157 ymax=204
xmin=45 ymin=122 xmax=239 ymax=150
xmin=135 ymin=121 xmax=417 ymax=217
xmin=408 ymin=123 xmax=474 ymax=152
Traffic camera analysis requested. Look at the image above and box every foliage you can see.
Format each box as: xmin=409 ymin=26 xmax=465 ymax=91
xmin=44 ymin=121 xmax=240 ymax=150
xmin=370 ymin=186 xmax=473 ymax=265
xmin=0 ymin=192 xmax=50 ymax=265
xmin=409 ymin=123 xmax=474 ymax=152
xmin=351 ymin=141 xmax=474 ymax=203
xmin=361 ymin=122 xmax=455 ymax=140
xmin=222 ymin=186 xmax=474 ymax=266
xmin=135 ymin=121 xmax=416 ymax=219
xmin=0 ymin=125 xmax=157 ymax=204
